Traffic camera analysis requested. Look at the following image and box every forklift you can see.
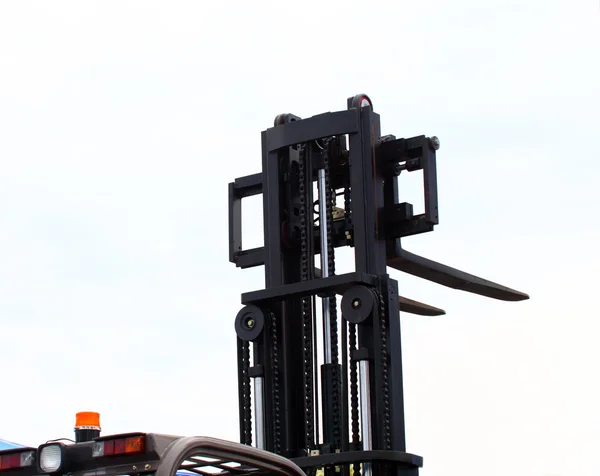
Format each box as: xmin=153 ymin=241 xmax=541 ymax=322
xmin=0 ymin=94 xmax=528 ymax=476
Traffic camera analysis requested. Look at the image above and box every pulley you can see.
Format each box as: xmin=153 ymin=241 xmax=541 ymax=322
xmin=341 ymin=285 xmax=378 ymax=324
xmin=235 ymin=305 xmax=266 ymax=342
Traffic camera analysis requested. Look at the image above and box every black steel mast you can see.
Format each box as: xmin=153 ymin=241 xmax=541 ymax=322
xmin=229 ymin=94 xmax=528 ymax=476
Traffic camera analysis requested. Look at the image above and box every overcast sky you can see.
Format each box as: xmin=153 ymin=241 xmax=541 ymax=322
xmin=0 ymin=1 xmax=598 ymax=475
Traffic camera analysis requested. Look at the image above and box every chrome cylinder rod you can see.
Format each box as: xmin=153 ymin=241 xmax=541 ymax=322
xmin=317 ymin=168 xmax=332 ymax=364
xmin=254 ymin=376 xmax=265 ymax=450
xmin=359 ymin=360 xmax=373 ymax=476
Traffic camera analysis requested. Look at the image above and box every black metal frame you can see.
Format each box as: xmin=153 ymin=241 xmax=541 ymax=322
xmin=229 ymin=94 xmax=529 ymax=476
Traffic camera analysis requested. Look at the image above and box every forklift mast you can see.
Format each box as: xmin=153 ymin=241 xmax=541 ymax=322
xmin=229 ymin=94 xmax=529 ymax=475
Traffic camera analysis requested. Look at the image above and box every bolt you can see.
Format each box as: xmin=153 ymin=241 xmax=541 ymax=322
xmin=145 ymin=464 xmax=152 ymax=471
xmin=132 ymin=466 xmax=138 ymax=471
xmin=429 ymin=136 xmax=440 ymax=150
xmin=245 ymin=318 xmax=255 ymax=329
xmin=352 ymin=298 xmax=361 ymax=309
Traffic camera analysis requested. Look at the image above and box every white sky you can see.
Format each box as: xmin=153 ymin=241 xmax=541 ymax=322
xmin=0 ymin=1 xmax=598 ymax=475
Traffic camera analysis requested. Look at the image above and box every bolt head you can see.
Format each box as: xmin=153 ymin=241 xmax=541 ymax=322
xmin=352 ymin=298 xmax=361 ymax=309
xmin=429 ymin=136 xmax=440 ymax=150
xmin=245 ymin=318 xmax=255 ymax=329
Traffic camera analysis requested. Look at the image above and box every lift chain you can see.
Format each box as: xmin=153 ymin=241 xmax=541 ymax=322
xmin=323 ymin=138 xmax=342 ymax=450
xmin=270 ymin=310 xmax=282 ymax=455
xmin=299 ymin=143 xmax=316 ymax=452
xmin=241 ymin=340 xmax=252 ymax=445
xmin=348 ymin=323 xmax=360 ymax=476
xmin=378 ymin=288 xmax=392 ymax=450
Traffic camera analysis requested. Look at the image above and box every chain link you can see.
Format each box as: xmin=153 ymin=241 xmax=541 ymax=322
xmin=270 ymin=311 xmax=282 ymax=455
xmin=378 ymin=287 xmax=392 ymax=450
xmin=241 ymin=340 xmax=252 ymax=445
xmin=348 ymin=323 xmax=361 ymax=476
xmin=299 ymin=144 xmax=316 ymax=452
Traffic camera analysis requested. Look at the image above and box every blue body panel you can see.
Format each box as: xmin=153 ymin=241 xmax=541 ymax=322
xmin=0 ymin=439 xmax=24 ymax=450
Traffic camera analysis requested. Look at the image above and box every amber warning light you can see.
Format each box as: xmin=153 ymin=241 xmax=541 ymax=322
xmin=75 ymin=412 xmax=101 ymax=430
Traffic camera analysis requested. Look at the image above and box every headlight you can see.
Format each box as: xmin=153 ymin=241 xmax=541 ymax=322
xmin=38 ymin=444 xmax=65 ymax=473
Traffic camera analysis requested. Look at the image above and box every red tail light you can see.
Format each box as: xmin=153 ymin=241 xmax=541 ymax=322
xmin=92 ymin=435 xmax=145 ymax=457
xmin=0 ymin=450 xmax=35 ymax=472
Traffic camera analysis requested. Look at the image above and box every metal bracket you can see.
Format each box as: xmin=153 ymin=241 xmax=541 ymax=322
xmin=380 ymin=135 xmax=439 ymax=239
